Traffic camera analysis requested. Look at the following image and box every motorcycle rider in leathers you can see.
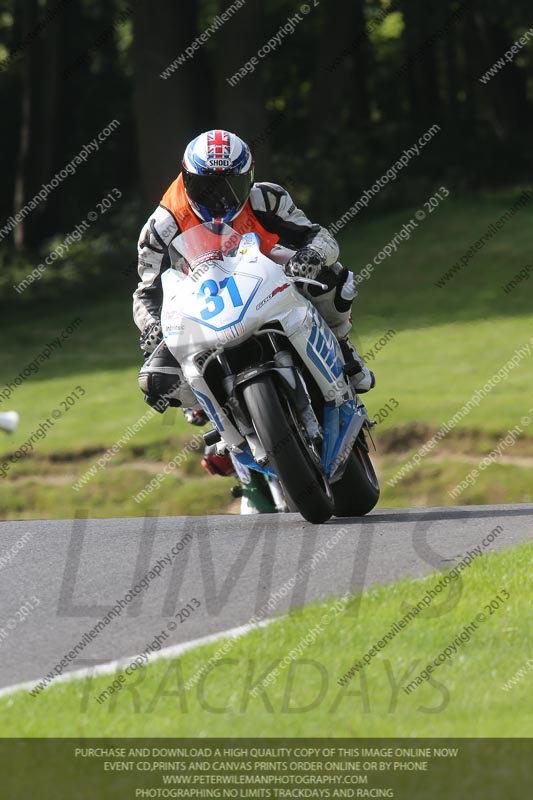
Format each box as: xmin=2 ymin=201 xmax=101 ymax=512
xmin=133 ymin=130 xmax=374 ymax=478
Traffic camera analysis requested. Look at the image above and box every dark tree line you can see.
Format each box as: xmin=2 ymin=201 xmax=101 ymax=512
xmin=0 ymin=0 xmax=531 ymax=251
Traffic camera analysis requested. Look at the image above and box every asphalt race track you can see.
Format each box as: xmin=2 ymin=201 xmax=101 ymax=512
xmin=0 ymin=504 xmax=531 ymax=691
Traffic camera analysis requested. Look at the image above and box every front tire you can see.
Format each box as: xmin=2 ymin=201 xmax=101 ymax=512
xmin=242 ymin=375 xmax=333 ymax=524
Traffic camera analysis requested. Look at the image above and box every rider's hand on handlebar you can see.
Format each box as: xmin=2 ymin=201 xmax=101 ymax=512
xmin=285 ymin=247 xmax=325 ymax=280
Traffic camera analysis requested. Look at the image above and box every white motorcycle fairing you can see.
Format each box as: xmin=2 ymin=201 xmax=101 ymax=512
xmin=161 ymin=227 xmax=366 ymax=482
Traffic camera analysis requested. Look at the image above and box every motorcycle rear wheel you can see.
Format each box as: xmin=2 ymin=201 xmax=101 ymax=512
xmin=332 ymin=434 xmax=380 ymax=517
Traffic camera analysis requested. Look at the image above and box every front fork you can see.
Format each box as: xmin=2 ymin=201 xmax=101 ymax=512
xmin=217 ymin=334 xmax=322 ymax=450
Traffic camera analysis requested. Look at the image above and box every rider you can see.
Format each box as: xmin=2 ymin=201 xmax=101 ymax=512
xmin=134 ymin=130 xmax=374 ymax=470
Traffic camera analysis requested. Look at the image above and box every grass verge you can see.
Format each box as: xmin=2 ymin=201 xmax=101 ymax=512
xmin=2 ymin=540 xmax=531 ymax=737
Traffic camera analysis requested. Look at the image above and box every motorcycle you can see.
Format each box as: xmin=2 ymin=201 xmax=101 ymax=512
xmin=162 ymin=222 xmax=379 ymax=524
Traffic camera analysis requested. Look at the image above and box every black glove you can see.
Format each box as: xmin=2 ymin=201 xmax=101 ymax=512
xmin=286 ymin=247 xmax=325 ymax=280
xmin=139 ymin=321 xmax=163 ymax=354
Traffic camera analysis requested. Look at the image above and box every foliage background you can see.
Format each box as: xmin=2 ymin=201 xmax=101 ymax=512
xmin=0 ymin=0 xmax=532 ymax=517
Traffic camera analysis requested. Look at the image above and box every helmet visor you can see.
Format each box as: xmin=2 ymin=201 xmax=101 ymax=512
xmin=183 ymin=170 xmax=253 ymax=220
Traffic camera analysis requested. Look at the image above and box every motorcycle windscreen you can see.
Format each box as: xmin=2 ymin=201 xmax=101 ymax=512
xmin=169 ymin=221 xmax=243 ymax=268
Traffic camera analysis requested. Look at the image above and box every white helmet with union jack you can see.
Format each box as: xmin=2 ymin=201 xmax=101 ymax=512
xmin=182 ymin=130 xmax=254 ymax=223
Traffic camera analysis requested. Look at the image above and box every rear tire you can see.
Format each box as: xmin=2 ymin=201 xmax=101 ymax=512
xmin=332 ymin=435 xmax=380 ymax=517
xmin=242 ymin=375 xmax=333 ymax=524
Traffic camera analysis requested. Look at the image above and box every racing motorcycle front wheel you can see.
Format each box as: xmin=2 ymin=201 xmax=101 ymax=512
xmin=242 ymin=374 xmax=334 ymax=524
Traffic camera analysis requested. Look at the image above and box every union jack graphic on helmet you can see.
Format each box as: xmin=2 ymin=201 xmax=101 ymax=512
xmin=206 ymin=130 xmax=231 ymax=165
xmin=182 ymin=130 xmax=254 ymax=223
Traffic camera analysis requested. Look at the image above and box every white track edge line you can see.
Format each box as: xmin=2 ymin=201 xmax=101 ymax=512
xmin=0 ymin=618 xmax=276 ymax=700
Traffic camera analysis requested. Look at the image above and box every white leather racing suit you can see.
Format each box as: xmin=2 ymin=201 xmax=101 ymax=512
xmin=134 ymin=181 xmax=356 ymax=339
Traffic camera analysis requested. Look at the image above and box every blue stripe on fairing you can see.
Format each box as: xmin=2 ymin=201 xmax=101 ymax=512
xmin=306 ymin=312 xmax=344 ymax=383
xmin=193 ymin=388 xmax=224 ymax=431
xmin=233 ymin=448 xmax=278 ymax=479
xmin=321 ymin=405 xmax=340 ymax=471
xmin=306 ymin=342 xmax=333 ymax=382
xmin=326 ymin=398 xmax=364 ymax=478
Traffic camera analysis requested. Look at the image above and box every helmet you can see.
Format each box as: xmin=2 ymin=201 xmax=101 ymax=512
xmin=182 ymin=130 xmax=254 ymax=223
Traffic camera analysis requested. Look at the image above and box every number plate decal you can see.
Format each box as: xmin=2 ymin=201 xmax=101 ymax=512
xmin=183 ymin=271 xmax=263 ymax=331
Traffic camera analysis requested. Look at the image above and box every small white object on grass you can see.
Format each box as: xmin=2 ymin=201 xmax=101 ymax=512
xmin=0 ymin=411 xmax=19 ymax=433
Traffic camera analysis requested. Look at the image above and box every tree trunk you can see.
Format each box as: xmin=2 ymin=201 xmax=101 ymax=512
xmin=13 ymin=0 xmax=39 ymax=249
xmin=12 ymin=0 xmax=66 ymax=248
xmin=132 ymin=0 xmax=200 ymax=203
xmin=401 ymin=0 xmax=442 ymax=127
xmin=306 ymin=0 xmax=370 ymax=213
xmin=444 ymin=14 xmax=459 ymax=122
xmin=310 ymin=0 xmax=368 ymax=132
xmin=39 ymin=0 xmax=64 ymax=191
xmin=212 ymin=1 xmax=271 ymax=176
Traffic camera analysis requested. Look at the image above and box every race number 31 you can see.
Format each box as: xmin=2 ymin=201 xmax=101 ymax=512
xmin=198 ymin=276 xmax=244 ymax=320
